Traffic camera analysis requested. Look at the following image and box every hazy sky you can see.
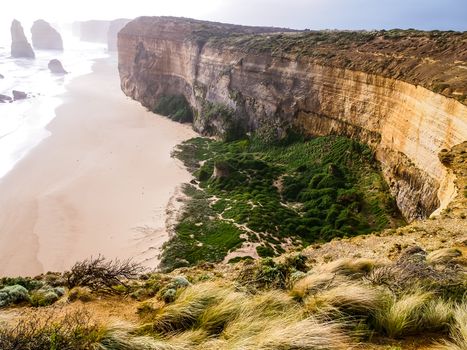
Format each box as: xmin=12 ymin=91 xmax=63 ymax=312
xmin=1 ymin=0 xmax=466 ymax=31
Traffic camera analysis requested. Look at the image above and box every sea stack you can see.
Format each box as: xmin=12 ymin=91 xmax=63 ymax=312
xmin=10 ymin=20 xmax=35 ymax=58
xmin=12 ymin=90 xmax=27 ymax=100
xmin=31 ymin=19 xmax=63 ymax=50
xmin=48 ymin=59 xmax=67 ymax=74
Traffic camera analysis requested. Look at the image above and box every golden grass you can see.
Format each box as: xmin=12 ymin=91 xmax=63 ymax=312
xmin=421 ymin=299 xmax=454 ymax=331
xmin=304 ymin=283 xmax=386 ymax=316
xmin=291 ymin=272 xmax=339 ymax=300
xmin=148 ymin=282 xmax=222 ymax=333
xmin=427 ymin=248 xmax=463 ymax=265
xmin=137 ymin=280 xmax=351 ymax=349
xmin=255 ymin=317 xmax=349 ymax=350
xmin=313 ymin=258 xmax=379 ymax=276
xmin=434 ymin=303 xmax=467 ymax=350
xmin=374 ymin=291 xmax=433 ymax=337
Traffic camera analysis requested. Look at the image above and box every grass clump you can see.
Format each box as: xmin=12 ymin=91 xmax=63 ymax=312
xmin=373 ymin=291 xmax=433 ymax=337
xmin=435 ymin=304 xmax=467 ymax=350
xmin=148 ymin=282 xmax=223 ymax=333
xmin=427 ymin=248 xmax=462 ymax=265
xmin=304 ymin=283 xmax=386 ymax=317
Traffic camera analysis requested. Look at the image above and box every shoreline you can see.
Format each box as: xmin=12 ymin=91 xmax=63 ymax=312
xmin=0 ymin=56 xmax=196 ymax=277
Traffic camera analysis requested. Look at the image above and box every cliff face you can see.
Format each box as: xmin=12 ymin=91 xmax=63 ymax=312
xmin=118 ymin=17 xmax=467 ymax=221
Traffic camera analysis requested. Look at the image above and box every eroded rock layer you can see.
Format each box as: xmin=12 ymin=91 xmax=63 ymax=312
xmin=118 ymin=17 xmax=467 ymax=221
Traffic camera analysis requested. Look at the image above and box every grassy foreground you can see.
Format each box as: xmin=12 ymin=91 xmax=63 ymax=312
xmin=0 ymin=244 xmax=465 ymax=350
xmin=161 ymin=135 xmax=404 ymax=271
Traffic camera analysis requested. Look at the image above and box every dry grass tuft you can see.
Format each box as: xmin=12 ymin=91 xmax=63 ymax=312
xmin=304 ymin=283 xmax=385 ymax=317
xmin=148 ymin=282 xmax=222 ymax=333
xmin=314 ymin=258 xmax=379 ymax=277
xmin=256 ymin=316 xmax=350 ymax=350
xmin=291 ymin=272 xmax=340 ymax=300
xmin=434 ymin=303 xmax=467 ymax=350
xmin=427 ymin=248 xmax=463 ymax=265
xmin=374 ymin=291 xmax=433 ymax=337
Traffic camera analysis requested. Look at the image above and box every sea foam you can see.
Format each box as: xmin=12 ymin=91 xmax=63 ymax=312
xmin=0 ymin=30 xmax=108 ymax=178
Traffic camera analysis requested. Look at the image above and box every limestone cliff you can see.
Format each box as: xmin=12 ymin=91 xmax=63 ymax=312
xmin=118 ymin=17 xmax=467 ymax=221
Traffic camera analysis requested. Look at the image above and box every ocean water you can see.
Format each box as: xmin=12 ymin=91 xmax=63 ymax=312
xmin=0 ymin=29 xmax=108 ymax=178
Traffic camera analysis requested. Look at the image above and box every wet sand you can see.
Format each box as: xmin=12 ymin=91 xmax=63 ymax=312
xmin=0 ymin=56 xmax=196 ymax=276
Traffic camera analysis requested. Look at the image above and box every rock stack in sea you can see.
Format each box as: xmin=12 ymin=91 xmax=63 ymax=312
xmin=11 ymin=20 xmax=35 ymax=58
xmin=48 ymin=59 xmax=67 ymax=74
xmin=12 ymin=90 xmax=27 ymax=100
xmin=31 ymin=19 xmax=63 ymax=50
xmin=0 ymin=94 xmax=12 ymax=103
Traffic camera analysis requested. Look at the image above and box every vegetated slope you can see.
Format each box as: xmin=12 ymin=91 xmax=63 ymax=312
xmin=0 ymin=241 xmax=465 ymax=350
xmin=119 ymin=17 xmax=467 ymax=222
xmin=0 ymin=147 xmax=464 ymax=349
xmin=161 ymin=135 xmax=404 ymax=271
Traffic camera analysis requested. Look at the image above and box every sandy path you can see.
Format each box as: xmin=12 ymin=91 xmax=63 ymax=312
xmin=0 ymin=56 xmax=196 ymax=276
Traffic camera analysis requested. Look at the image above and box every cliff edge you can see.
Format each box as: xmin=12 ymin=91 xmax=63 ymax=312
xmin=118 ymin=17 xmax=467 ymax=221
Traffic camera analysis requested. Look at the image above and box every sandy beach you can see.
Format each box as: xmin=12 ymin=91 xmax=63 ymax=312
xmin=0 ymin=56 xmax=196 ymax=277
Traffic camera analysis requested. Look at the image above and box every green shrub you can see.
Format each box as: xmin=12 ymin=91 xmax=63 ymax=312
xmin=154 ymin=95 xmax=193 ymax=123
xmin=0 ymin=277 xmax=43 ymax=291
xmin=169 ymin=135 xmax=403 ymax=270
xmin=0 ymin=285 xmax=30 ymax=307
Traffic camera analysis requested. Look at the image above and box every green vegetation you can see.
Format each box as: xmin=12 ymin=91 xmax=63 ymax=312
xmin=162 ymin=135 xmax=404 ymax=270
xmin=0 ymin=246 xmax=465 ymax=349
xmin=154 ymin=95 xmax=193 ymax=123
xmin=160 ymin=184 xmax=245 ymax=271
xmin=206 ymin=29 xmax=465 ymax=59
xmin=198 ymin=101 xmax=245 ymax=141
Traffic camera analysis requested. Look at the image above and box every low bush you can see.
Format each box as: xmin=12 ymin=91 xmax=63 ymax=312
xmin=29 ymin=286 xmax=65 ymax=307
xmin=0 ymin=285 xmax=30 ymax=307
xmin=65 ymin=255 xmax=145 ymax=295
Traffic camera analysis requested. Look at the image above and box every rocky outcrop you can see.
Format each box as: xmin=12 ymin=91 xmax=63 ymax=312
xmin=31 ymin=19 xmax=63 ymax=50
xmin=12 ymin=90 xmax=27 ymax=100
xmin=108 ymin=19 xmax=131 ymax=51
xmin=48 ymin=59 xmax=67 ymax=74
xmin=11 ymin=20 xmax=35 ymax=58
xmin=0 ymin=94 xmax=12 ymax=103
xmin=118 ymin=17 xmax=467 ymax=221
